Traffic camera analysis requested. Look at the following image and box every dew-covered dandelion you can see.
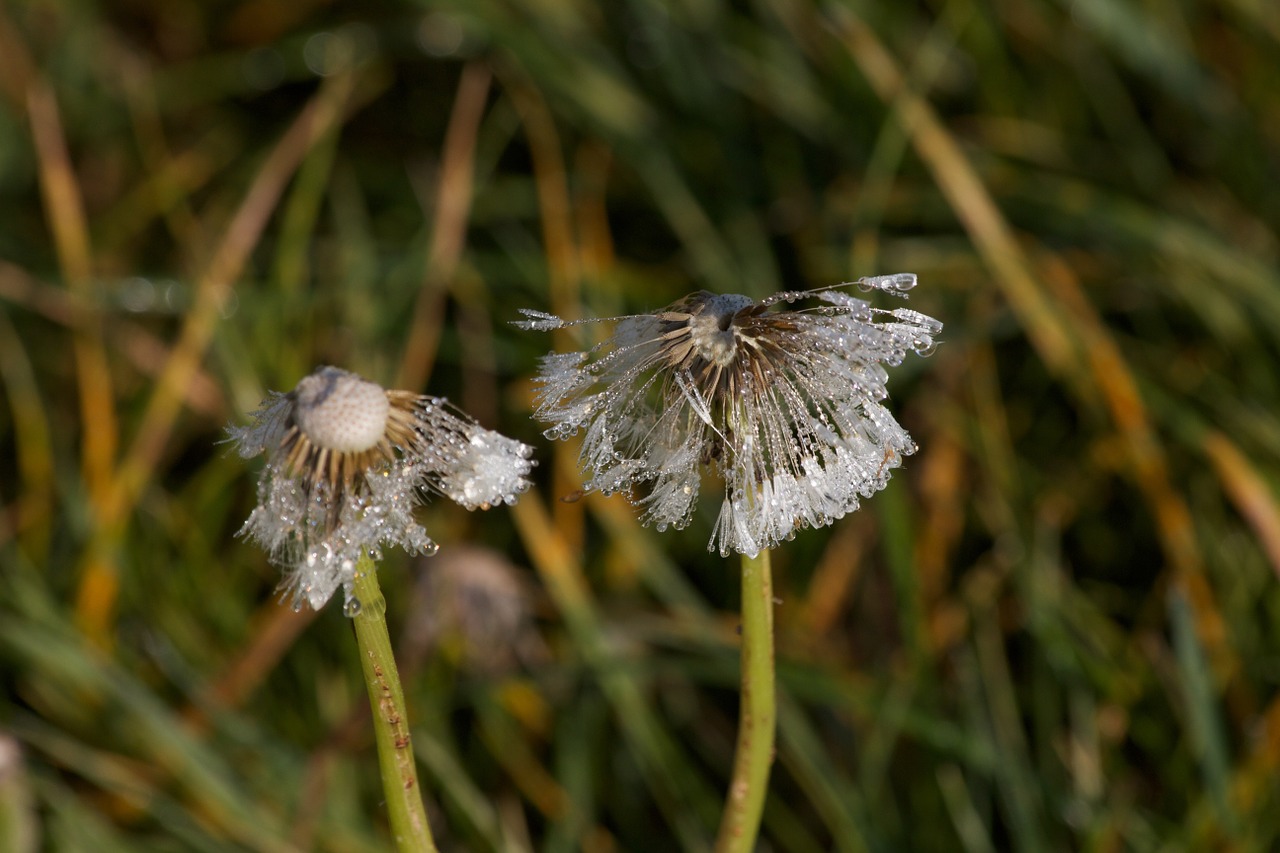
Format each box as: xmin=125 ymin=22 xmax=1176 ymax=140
xmin=516 ymin=275 xmax=941 ymax=557
xmin=230 ymin=366 xmax=535 ymax=613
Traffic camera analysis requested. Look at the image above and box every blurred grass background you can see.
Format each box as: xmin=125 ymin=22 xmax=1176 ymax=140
xmin=2 ymin=0 xmax=1279 ymax=850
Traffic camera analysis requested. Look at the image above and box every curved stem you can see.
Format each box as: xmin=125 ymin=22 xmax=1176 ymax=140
xmin=715 ymin=548 xmax=776 ymax=853
xmin=350 ymin=554 xmax=438 ymax=852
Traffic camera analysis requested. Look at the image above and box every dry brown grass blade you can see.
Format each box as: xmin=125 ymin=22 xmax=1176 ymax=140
xmin=914 ymin=428 xmax=970 ymax=654
xmin=573 ymin=140 xmax=617 ymax=282
xmin=1204 ymin=431 xmax=1280 ymax=580
xmin=510 ymin=490 xmax=595 ymax=617
xmin=475 ymin=713 xmax=571 ymax=821
xmin=549 ymin=138 xmax=617 ymax=562
xmin=800 ymin=516 xmax=872 ymax=642
xmin=24 ymin=83 xmax=93 ymax=287
xmin=1038 ymin=256 xmax=1230 ymax=680
xmin=0 ymin=260 xmax=85 ymax=326
xmin=499 ymin=68 xmax=581 ymax=319
xmin=398 ymin=61 xmax=493 ymax=392
xmin=26 ymin=80 xmax=119 ymax=523
xmin=834 ymin=11 xmax=1233 ymax=683
xmin=499 ymin=67 xmax=591 ymax=555
xmin=74 ymin=70 xmax=366 ymax=644
xmin=831 ymin=11 xmax=1079 ymax=377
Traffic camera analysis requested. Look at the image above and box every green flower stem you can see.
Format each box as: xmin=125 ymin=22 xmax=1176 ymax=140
xmin=351 ymin=554 xmax=438 ymax=852
xmin=715 ymin=548 xmax=776 ymax=853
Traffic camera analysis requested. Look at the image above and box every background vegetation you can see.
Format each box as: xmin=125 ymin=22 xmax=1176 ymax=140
xmin=2 ymin=0 xmax=1279 ymax=850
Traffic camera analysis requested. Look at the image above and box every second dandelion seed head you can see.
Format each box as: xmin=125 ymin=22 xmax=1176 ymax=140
xmin=517 ymin=275 xmax=941 ymax=557
xmin=231 ymin=366 xmax=534 ymax=613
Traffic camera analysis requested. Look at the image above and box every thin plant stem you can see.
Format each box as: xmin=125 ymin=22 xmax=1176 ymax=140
xmin=715 ymin=547 xmax=776 ymax=853
xmin=350 ymin=553 xmax=439 ymax=852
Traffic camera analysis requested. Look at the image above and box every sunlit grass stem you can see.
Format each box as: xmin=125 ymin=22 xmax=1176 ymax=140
xmin=350 ymin=553 xmax=438 ymax=852
xmin=715 ymin=548 xmax=776 ymax=853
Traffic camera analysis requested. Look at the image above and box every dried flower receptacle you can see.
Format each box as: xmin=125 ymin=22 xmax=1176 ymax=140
xmin=401 ymin=545 xmax=545 ymax=675
xmin=518 ymin=275 xmax=941 ymax=556
xmin=230 ymin=366 xmax=534 ymax=612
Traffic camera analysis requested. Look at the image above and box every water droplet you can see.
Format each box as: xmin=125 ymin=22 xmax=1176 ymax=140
xmin=423 ymin=541 xmax=440 ymax=556
xmin=859 ymin=272 xmax=917 ymax=294
xmin=344 ymin=597 xmax=363 ymax=617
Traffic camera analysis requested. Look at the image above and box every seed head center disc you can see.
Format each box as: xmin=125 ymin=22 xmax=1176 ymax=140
xmin=688 ymin=293 xmax=753 ymax=367
xmin=293 ymin=367 xmax=390 ymax=453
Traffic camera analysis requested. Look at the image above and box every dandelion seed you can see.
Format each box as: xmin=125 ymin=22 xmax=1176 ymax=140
xmin=516 ymin=277 xmax=941 ymax=556
xmin=230 ymin=366 xmax=535 ymax=612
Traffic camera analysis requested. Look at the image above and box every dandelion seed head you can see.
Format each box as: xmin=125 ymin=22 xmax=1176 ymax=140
xmin=230 ymin=366 xmax=534 ymax=612
xmin=520 ymin=278 xmax=940 ymax=556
